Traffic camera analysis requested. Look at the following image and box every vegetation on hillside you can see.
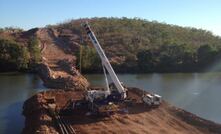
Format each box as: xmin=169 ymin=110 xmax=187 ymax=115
xmin=77 ymin=45 xmax=101 ymax=73
xmin=137 ymin=44 xmax=221 ymax=72
xmin=57 ymin=18 xmax=221 ymax=73
xmin=1 ymin=17 xmax=221 ymax=73
xmin=0 ymin=37 xmax=41 ymax=72
xmin=0 ymin=27 xmax=23 ymax=33
xmin=28 ymin=37 xmax=41 ymax=64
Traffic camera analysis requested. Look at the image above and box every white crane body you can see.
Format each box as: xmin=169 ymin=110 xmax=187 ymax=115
xmin=82 ymin=22 xmax=161 ymax=108
xmin=83 ymin=23 xmax=127 ymax=103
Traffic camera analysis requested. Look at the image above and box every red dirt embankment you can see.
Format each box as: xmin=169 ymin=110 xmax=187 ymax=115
xmin=22 ymin=88 xmax=221 ymax=134
xmin=0 ymin=27 xmax=89 ymax=89
xmin=36 ymin=28 xmax=89 ymax=89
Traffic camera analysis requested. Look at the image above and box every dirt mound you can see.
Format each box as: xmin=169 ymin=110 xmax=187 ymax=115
xmin=22 ymin=87 xmax=221 ymax=134
xmin=0 ymin=26 xmax=89 ymax=89
xmin=22 ymin=93 xmax=58 ymax=134
xmin=36 ymin=28 xmax=89 ymax=89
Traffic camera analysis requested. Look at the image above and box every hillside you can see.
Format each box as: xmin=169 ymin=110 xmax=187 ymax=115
xmin=0 ymin=26 xmax=89 ymax=89
xmin=0 ymin=28 xmax=40 ymax=71
xmin=53 ymin=18 xmax=221 ymax=73
xmin=1 ymin=18 xmax=221 ymax=73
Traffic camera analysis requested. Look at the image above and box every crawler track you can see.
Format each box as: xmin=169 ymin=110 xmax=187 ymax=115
xmin=54 ymin=112 xmax=77 ymax=134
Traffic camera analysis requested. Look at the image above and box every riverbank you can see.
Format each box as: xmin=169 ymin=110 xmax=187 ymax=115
xmin=22 ymin=87 xmax=221 ymax=134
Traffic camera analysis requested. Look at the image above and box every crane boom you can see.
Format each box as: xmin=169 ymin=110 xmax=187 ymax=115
xmin=83 ymin=23 xmax=126 ymax=99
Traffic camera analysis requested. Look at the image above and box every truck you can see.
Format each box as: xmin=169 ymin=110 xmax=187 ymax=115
xmin=142 ymin=94 xmax=162 ymax=107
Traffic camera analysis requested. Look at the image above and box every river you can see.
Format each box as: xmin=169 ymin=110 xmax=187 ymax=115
xmin=85 ymin=73 xmax=221 ymax=124
xmin=0 ymin=72 xmax=47 ymax=134
xmin=0 ymin=73 xmax=221 ymax=134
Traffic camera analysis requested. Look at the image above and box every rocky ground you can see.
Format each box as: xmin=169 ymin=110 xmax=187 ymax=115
xmin=22 ymin=88 xmax=221 ymax=134
xmin=36 ymin=28 xmax=89 ymax=89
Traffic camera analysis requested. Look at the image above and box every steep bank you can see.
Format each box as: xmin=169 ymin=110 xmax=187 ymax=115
xmin=0 ymin=27 xmax=89 ymax=89
xmin=35 ymin=28 xmax=89 ymax=89
xmin=22 ymin=88 xmax=221 ymax=134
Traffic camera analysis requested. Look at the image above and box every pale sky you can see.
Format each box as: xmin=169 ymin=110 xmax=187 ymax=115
xmin=0 ymin=0 xmax=221 ymax=36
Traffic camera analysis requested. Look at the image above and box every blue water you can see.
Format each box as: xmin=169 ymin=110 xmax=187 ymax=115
xmin=0 ymin=72 xmax=221 ymax=134
xmin=0 ymin=72 xmax=47 ymax=134
xmin=85 ymin=73 xmax=221 ymax=124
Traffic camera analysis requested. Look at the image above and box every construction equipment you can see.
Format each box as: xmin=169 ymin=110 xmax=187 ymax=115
xmin=142 ymin=94 xmax=161 ymax=107
xmin=82 ymin=22 xmax=161 ymax=113
xmin=83 ymin=23 xmax=127 ymax=103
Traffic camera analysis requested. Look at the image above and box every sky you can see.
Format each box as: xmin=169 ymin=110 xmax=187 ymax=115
xmin=0 ymin=0 xmax=221 ymax=36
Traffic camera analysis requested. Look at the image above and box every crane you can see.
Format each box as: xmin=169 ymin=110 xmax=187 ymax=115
xmin=81 ymin=23 xmax=161 ymax=113
xmin=83 ymin=22 xmax=127 ymax=104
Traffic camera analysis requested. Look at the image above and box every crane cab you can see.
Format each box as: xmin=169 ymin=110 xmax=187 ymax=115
xmin=108 ymin=82 xmax=128 ymax=101
xmin=85 ymin=90 xmax=110 ymax=103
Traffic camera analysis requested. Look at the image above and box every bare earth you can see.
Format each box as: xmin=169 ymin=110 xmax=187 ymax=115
xmin=22 ymin=88 xmax=221 ymax=134
xmin=36 ymin=28 xmax=89 ymax=89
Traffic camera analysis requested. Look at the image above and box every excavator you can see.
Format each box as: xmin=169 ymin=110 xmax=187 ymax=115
xmin=81 ymin=22 xmax=161 ymax=114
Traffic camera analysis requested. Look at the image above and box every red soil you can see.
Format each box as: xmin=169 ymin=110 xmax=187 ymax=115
xmin=22 ymin=87 xmax=221 ymax=134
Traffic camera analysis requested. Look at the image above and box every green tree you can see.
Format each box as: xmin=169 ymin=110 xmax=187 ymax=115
xmin=28 ymin=36 xmax=41 ymax=63
xmin=197 ymin=45 xmax=218 ymax=67
xmin=158 ymin=44 xmax=180 ymax=71
xmin=0 ymin=38 xmax=30 ymax=70
xmin=17 ymin=47 xmax=30 ymax=69
xmin=77 ymin=45 xmax=101 ymax=72
xmin=137 ymin=49 xmax=156 ymax=72
xmin=180 ymin=44 xmax=197 ymax=71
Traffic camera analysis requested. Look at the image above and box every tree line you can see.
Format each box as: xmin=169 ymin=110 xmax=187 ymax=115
xmin=67 ymin=18 xmax=221 ymax=73
xmin=137 ymin=44 xmax=221 ymax=72
xmin=0 ymin=37 xmax=41 ymax=71
xmin=77 ymin=43 xmax=221 ymax=73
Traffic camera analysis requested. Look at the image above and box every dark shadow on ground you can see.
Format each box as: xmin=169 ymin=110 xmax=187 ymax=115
xmin=127 ymin=103 xmax=152 ymax=114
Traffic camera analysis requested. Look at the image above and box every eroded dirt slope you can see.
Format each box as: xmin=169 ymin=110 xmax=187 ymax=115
xmin=36 ymin=28 xmax=89 ymax=89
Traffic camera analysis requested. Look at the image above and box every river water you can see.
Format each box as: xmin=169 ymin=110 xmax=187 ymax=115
xmin=0 ymin=72 xmax=47 ymax=134
xmin=0 ymin=73 xmax=221 ymax=134
xmin=85 ymin=73 xmax=221 ymax=124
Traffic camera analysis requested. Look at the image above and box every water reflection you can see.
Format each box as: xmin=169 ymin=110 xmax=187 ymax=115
xmin=0 ymin=72 xmax=220 ymax=133
xmin=4 ymin=102 xmax=24 ymax=134
xmin=0 ymin=72 xmax=47 ymax=134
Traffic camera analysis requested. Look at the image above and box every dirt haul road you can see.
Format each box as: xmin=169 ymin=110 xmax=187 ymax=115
xmin=36 ymin=28 xmax=89 ymax=89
